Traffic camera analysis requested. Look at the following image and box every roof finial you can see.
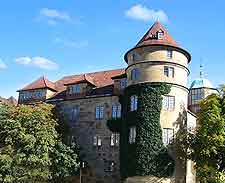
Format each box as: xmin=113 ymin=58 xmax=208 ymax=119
xmin=200 ymin=58 xmax=204 ymax=78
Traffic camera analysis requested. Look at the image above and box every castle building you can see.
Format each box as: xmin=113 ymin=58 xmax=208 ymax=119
xmin=17 ymin=21 xmax=197 ymax=183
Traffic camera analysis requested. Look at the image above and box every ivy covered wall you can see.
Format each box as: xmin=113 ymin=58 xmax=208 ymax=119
xmin=107 ymin=82 xmax=175 ymax=180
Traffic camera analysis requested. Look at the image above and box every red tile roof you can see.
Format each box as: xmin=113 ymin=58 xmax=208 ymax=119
xmin=55 ymin=68 xmax=125 ymax=90
xmin=64 ymin=74 xmax=97 ymax=86
xmin=18 ymin=76 xmax=57 ymax=92
xmin=18 ymin=69 xmax=125 ymax=99
xmin=124 ymin=21 xmax=191 ymax=62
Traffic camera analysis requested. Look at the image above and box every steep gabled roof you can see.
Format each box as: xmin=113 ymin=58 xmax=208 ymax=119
xmin=124 ymin=21 xmax=191 ymax=62
xmin=64 ymin=74 xmax=97 ymax=86
xmin=18 ymin=76 xmax=57 ymax=92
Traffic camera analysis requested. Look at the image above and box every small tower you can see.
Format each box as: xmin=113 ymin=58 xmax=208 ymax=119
xmin=188 ymin=64 xmax=218 ymax=114
xmin=123 ymin=21 xmax=192 ymax=182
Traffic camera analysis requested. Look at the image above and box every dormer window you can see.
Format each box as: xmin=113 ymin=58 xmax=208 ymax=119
xmin=19 ymin=89 xmax=45 ymax=102
xmin=157 ymin=30 xmax=164 ymax=39
xmin=68 ymin=84 xmax=81 ymax=94
xmin=73 ymin=85 xmax=81 ymax=93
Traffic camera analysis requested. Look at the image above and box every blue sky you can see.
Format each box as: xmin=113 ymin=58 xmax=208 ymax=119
xmin=0 ymin=0 xmax=225 ymax=98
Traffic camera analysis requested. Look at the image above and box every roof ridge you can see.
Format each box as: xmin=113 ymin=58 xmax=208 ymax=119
xmin=61 ymin=68 xmax=125 ymax=80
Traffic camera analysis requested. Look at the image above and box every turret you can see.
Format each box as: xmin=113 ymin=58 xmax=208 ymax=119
xmin=188 ymin=65 xmax=218 ymax=113
xmin=122 ymin=21 xmax=193 ymax=183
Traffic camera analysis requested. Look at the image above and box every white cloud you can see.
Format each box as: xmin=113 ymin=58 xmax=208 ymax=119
xmin=40 ymin=8 xmax=71 ymax=21
xmin=15 ymin=56 xmax=58 ymax=70
xmin=0 ymin=59 xmax=7 ymax=69
xmin=125 ymin=4 xmax=168 ymax=23
xmin=15 ymin=57 xmax=31 ymax=65
xmin=37 ymin=8 xmax=73 ymax=25
xmin=54 ymin=37 xmax=89 ymax=48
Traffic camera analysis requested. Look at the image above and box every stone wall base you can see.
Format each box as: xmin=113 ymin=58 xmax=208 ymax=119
xmin=124 ymin=176 xmax=175 ymax=183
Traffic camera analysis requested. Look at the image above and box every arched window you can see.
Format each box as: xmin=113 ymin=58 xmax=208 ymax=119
xmin=131 ymin=68 xmax=140 ymax=81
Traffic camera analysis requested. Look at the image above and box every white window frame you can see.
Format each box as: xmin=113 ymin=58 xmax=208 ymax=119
xmin=129 ymin=126 xmax=136 ymax=144
xmin=130 ymin=95 xmax=138 ymax=111
xmin=158 ymin=31 xmax=164 ymax=39
xmin=163 ymin=95 xmax=175 ymax=111
xmin=110 ymin=133 xmax=120 ymax=146
xmin=95 ymin=106 xmax=104 ymax=120
xmin=112 ymin=104 xmax=121 ymax=118
xmin=93 ymin=135 xmax=102 ymax=147
xmin=163 ymin=128 xmax=174 ymax=145
xmin=164 ymin=66 xmax=174 ymax=78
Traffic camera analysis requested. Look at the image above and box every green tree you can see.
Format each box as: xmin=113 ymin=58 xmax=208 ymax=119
xmin=0 ymin=103 xmax=79 ymax=183
xmin=189 ymin=93 xmax=225 ymax=183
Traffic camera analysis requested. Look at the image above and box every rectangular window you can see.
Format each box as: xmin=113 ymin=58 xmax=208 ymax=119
xmin=167 ymin=50 xmax=173 ymax=58
xmin=93 ymin=136 xmax=102 ymax=147
xmin=131 ymin=68 xmax=140 ymax=80
xmin=70 ymin=107 xmax=80 ymax=122
xmin=164 ymin=66 xmax=174 ymax=78
xmin=93 ymin=136 xmax=97 ymax=146
xmin=104 ymin=160 xmax=115 ymax=172
xmin=163 ymin=128 xmax=174 ymax=145
xmin=120 ymin=79 xmax=127 ymax=89
xmin=72 ymin=85 xmax=81 ymax=94
xmin=64 ymin=106 xmax=80 ymax=124
xmin=112 ymin=104 xmax=121 ymax=118
xmin=110 ymin=133 xmax=120 ymax=146
xmin=163 ymin=96 xmax=175 ymax=111
xmin=191 ymin=89 xmax=204 ymax=105
xmin=129 ymin=126 xmax=136 ymax=144
xmin=130 ymin=95 xmax=138 ymax=111
xmin=95 ymin=106 xmax=104 ymax=119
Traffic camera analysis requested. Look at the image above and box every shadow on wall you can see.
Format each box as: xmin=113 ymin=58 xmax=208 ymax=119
xmin=171 ymin=104 xmax=191 ymax=183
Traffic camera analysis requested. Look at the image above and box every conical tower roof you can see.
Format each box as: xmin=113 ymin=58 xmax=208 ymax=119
xmin=136 ymin=21 xmax=179 ymax=48
xmin=125 ymin=21 xmax=191 ymax=62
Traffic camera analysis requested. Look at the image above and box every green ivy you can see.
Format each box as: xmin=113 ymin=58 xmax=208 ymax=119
xmin=107 ymin=82 xmax=175 ymax=179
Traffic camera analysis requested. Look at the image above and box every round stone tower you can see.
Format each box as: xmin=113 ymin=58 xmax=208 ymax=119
xmin=123 ymin=21 xmax=192 ymax=183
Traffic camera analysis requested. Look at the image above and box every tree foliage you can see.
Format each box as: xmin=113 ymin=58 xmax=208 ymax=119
xmin=0 ymin=103 xmax=79 ymax=183
xmin=188 ymin=92 xmax=225 ymax=183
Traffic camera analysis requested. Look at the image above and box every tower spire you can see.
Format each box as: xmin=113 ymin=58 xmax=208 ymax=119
xmin=200 ymin=58 xmax=204 ymax=78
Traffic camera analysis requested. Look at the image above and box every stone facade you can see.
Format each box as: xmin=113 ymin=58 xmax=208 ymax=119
xmin=58 ymin=96 xmax=121 ymax=183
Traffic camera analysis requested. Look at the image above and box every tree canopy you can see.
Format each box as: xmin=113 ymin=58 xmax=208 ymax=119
xmin=0 ymin=103 xmax=79 ymax=183
xmin=188 ymin=91 xmax=225 ymax=183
